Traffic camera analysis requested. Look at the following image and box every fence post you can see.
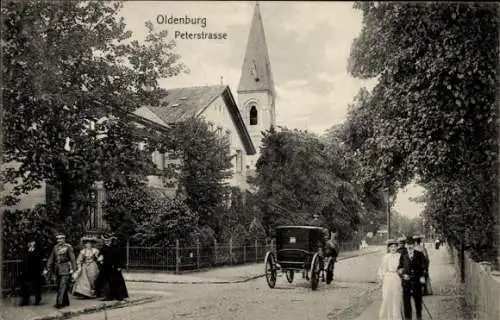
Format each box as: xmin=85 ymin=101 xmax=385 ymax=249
xmin=229 ymin=237 xmax=233 ymax=265
xmin=196 ymin=240 xmax=200 ymax=270
xmin=255 ymin=239 xmax=258 ymax=262
xmin=175 ymin=239 xmax=180 ymax=274
xmin=125 ymin=239 xmax=130 ymax=270
xmin=243 ymin=242 xmax=246 ymax=264
xmin=214 ymin=241 xmax=218 ymax=266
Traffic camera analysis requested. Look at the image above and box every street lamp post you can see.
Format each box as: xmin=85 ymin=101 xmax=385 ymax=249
xmin=386 ymin=187 xmax=391 ymax=240
xmin=0 ymin=84 xmax=4 ymax=294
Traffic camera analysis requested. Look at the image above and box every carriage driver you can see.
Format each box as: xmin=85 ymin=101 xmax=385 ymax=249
xmin=309 ymin=215 xmax=338 ymax=272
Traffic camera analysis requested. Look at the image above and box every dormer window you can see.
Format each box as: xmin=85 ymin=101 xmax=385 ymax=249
xmin=249 ymin=106 xmax=258 ymax=125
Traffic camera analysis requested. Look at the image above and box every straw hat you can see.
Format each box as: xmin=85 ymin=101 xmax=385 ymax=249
xmin=81 ymin=236 xmax=98 ymax=243
xmin=386 ymin=238 xmax=398 ymax=246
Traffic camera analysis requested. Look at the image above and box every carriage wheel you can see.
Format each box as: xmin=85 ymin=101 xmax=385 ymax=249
xmin=264 ymin=252 xmax=277 ymax=288
xmin=286 ymin=270 xmax=294 ymax=283
xmin=310 ymin=254 xmax=320 ymax=291
xmin=326 ymin=258 xmax=334 ymax=285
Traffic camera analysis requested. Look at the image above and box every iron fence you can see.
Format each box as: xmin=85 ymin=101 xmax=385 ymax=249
xmin=2 ymin=259 xmax=56 ymax=297
xmin=124 ymin=240 xmax=274 ymax=273
xmin=124 ymin=238 xmax=360 ymax=273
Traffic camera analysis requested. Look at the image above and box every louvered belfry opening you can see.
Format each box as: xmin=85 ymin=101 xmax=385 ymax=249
xmin=249 ymin=106 xmax=258 ymax=125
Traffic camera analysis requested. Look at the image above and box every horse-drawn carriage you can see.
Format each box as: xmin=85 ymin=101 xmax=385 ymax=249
xmin=264 ymin=226 xmax=336 ymax=291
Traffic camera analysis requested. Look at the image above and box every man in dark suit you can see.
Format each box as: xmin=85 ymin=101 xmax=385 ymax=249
xmin=398 ymin=236 xmax=427 ymax=320
xmin=19 ymin=239 xmax=44 ymax=306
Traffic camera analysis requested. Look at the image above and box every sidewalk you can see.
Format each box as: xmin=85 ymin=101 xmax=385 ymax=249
xmin=124 ymin=246 xmax=382 ymax=284
xmin=355 ymin=243 xmax=474 ymax=320
xmin=0 ymin=292 xmax=160 ymax=320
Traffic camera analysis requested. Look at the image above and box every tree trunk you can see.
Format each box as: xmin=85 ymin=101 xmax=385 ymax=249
xmin=58 ymin=177 xmax=75 ymax=222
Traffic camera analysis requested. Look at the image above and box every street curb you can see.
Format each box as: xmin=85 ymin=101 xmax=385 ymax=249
xmin=29 ymin=296 xmax=160 ymax=320
xmin=125 ymin=248 xmax=383 ymax=285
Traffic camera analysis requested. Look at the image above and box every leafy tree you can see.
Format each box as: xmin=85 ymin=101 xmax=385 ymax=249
xmin=323 ymin=113 xmax=387 ymax=235
xmin=104 ymin=185 xmax=198 ymax=246
xmin=162 ymin=117 xmax=233 ymax=238
xmin=254 ymin=127 xmax=364 ymax=239
xmin=217 ymin=187 xmax=258 ymax=245
xmin=2 ymin=204 xmax=62 ymax=260
xmin=348 ymin=2 xmax=498 ymax=260
xmin=2 ymin=1 xmax=186 ymax=228
xmin=390 ymin=209 xmax=423 ymax=238
xmin=132 ymin=197 xmax=198 ymax=247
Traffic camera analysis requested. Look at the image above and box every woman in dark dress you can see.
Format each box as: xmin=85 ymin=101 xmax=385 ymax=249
xmin=96 ymin=233 xmax=128 ymax=301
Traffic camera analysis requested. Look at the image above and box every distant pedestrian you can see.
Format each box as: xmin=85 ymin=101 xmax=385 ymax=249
xmin=72 ymin=236 xmax=100 ymax=298
xmin=96 ymin=233 xmax=128 ymax=301
xmin=19 ymin=239 xmax=44 ymax=306
xmin=360 ymin=239 xmax=368 ymax=249
xmin=434 ymin=238 xmax=441 ymax=250
xmin=377 ymin=239 xmax=403 ymax=320
xmin=43 ymin=233 xmax=77 ymax=309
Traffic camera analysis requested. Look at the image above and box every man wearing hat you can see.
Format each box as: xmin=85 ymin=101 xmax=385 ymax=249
xmin=398 ymin=236 xmax=427 ymax=320
xmin=19 ymin=238 xmax=44 ymax=306
xmin=413 ymin=234 xmax=431 ymax=295
xmin=43 ymin=233 xmax=77 ymax=309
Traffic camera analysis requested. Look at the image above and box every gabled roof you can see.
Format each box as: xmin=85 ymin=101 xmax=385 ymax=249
xmin=238 ymin=2 xmax=275 ymax=95
xmin=143 ymin=85 xmax=256 ymax=155
xmin=145 ymin=85 xmax=225 ymax=123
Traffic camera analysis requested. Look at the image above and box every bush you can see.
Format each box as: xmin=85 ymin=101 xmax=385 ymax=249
xmin=2 ymin=204 xmax=78 ymax=260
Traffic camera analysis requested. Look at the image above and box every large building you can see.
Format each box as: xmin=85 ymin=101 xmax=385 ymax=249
xmin=1 ymin=3 xmax=276 ymax=231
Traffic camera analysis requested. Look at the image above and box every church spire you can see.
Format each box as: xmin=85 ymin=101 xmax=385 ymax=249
xmin=238 ymin=2 xmax=275 ymax=95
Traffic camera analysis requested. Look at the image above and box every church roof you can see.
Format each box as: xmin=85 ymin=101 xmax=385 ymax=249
xmin=238 ymin=3 xmax=275 ymax=95
xmin=144 ymin=85 xmax=256 ymax=155
xmin=146 ymin=85 xmax=226 ymax=123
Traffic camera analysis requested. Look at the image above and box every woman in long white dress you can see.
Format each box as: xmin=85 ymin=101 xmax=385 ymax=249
xmin=72 ymin=237 xmax=100 ymax=298
xmin=377 ymin=239 xmax=404 ymax=320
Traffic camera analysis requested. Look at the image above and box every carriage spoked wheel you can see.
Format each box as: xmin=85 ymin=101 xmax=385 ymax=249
xmin=285 ymin=270 xmax=294 ymax=283
xmin=264 ymin=252 xmax=277 ymax=288
xmin=326 ymin=257 xmax=334 ymax=285
xmin=310 ymin=253 xmax=321 ymax=291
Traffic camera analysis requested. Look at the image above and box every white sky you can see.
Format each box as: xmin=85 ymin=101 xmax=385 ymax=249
xmin=119 ymin=1 xmax=424 ymax=219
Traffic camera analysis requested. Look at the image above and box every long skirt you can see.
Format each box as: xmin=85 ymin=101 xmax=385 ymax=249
xmin=100 ymin=268 xmax=129 ymax=300
xmin=379 ymin=273 xmax=404 ymax=320
xmin=72 ymin=262 xmax=99 ymax=298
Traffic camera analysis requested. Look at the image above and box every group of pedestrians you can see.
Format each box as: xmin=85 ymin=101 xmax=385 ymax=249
xmin=18 ymin=232 xmax=128 ymax=309
xmin=377 ymin=235 xmax=432 ymax=320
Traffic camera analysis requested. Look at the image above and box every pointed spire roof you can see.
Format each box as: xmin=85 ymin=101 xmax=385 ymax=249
xmin=238 ymin=2 xmax=275 ymax=95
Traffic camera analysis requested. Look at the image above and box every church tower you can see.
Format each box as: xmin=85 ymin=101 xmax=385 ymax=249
xmin=238 ymin=2 xmax=276 ymax=169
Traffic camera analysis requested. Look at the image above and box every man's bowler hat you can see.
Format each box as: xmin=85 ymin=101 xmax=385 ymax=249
xmin=101 ymin=233 xmax=117 ymax=241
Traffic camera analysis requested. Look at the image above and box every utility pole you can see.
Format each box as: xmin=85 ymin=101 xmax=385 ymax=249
xmin=386 ymin=186 xmax=391 ymax=240
xmin=0 ymin=74 xmax=4 ymax=294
